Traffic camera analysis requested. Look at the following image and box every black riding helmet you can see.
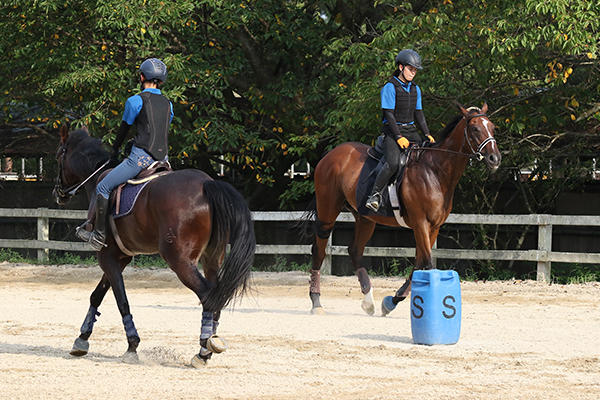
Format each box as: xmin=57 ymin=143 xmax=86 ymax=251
xmin=395 ymin=49 xmax=423 ymax=70
xmin=139 ymin=58 xmax=167 ymax=83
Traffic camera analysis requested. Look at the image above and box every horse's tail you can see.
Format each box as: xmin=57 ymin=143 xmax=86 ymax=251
xmin=202 ymin=180 xmax=255 ymax=311
xmin=294 ymin=197 xmax=317 ymax=242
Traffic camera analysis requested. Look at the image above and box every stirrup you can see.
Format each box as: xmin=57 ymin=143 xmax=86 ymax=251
xmin=75 ymin=225 xmax=93 ymax=242
xmin=365 ymin=192 xmax=382 ymax=212
xmin=87 ymin=231 xmax=107 ymax=252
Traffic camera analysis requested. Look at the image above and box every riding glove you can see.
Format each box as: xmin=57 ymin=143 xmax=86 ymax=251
xmin=426 ymin=135 xmax=435 ymax=143
xmin=396 ymin=137 xmax=409 ymax=149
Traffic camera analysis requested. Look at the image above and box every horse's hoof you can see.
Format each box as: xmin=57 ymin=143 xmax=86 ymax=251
xmin=121 ymin=351 xmax=139 ymax=364
xmin=191 ymin=354 xmax=208 ymax=368
xmin=206 ymin=335 xmax=227 ymax=354
xmin=381 ymin=296 xmax=396 ymax=317
xmin=361 ymin=287 xmax=375 ymax=316
xmin=311 ymin=306 xmax=326 ymax=315
xmin=70 ymin=337 xmax=89 ymax=357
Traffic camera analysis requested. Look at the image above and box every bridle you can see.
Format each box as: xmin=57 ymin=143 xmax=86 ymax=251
xmin=463 ymin=113 xmax=496 ymax=161
xmin=53 ymin=142 xmax=109 ymax=201
xmin=416 ymin=113 xmax=496 ymax=160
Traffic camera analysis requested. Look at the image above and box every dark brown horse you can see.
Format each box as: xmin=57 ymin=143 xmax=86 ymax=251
xmin=306 ymin=104 xmax=501 ymax=315
xmin=53 ymin=126 xmax=255 ymax=367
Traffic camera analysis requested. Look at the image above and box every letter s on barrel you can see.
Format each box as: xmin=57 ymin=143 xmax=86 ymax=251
xmin=442 ymin=295 xmax=456 ymax=319
xmin=411 ymin=295 xmax=424 ymax=319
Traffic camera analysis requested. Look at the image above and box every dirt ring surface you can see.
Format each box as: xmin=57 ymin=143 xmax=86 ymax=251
xmin=1 ymin=262 xmax=599 ymax=399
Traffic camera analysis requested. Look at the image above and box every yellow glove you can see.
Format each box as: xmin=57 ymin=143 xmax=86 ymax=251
xmin=396 ymin=137 xmax=409 ymax=149
xmin=426 ymin=134 xmax=435 ymax=143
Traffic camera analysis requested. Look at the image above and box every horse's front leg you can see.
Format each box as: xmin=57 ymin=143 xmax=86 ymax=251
xmin=382 ymin=223 xmax=434 ymax=316
xmin=70 ymin=274 xmax=111 ymax=356
xmin=348 ymin=215 xmax=377 ymax=315
xmin=99 ymin=251 xmax=139 ymax=363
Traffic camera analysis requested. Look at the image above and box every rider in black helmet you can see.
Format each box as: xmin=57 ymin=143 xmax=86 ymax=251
xmin=76 ymin=58 xmax=173 ymax=251
xmin=365 ymin=49 xmax=435 ymax=212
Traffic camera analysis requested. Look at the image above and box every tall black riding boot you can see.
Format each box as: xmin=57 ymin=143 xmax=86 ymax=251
xmin=366 ymin=162 xmax=394 ymax=212
xmin=89 ymin=194 xmax=109 ymax=251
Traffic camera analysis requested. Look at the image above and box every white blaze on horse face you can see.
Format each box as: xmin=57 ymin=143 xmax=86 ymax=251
xmin=481 ymin=118 xmax=498 ymax=152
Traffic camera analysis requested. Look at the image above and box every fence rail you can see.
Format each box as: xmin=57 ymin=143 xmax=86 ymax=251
xmin=1 ymin=208 xmax=599 ymax=282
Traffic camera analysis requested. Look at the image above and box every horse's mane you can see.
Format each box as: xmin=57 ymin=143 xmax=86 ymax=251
xmin=435 ymin=115 xmax=462 ymax=143
xmin=435 ymin=107 xmax=482 ymax=144
xmin=66 ymin=129 xmax=109 ymax=172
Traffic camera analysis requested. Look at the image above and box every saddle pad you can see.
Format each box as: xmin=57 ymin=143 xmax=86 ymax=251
xmin=356 ymin=155 xmax=396 ymax=218
xmin=112 ymin=181 xmax=151 ymax=219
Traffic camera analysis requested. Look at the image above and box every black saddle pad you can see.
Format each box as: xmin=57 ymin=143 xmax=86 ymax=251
xmin=356 ymin=155 xmax=396 ymax=218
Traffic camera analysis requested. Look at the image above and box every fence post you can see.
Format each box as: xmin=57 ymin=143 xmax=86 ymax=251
xmin=537 ymin=216 xmax=552 ymax=283
xmin=321 ymin=234 xmax=332 ymax=275
xmin=37 ymin=208 xmax=49 ymax=262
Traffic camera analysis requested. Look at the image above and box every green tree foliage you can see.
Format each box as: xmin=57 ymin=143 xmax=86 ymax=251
xmin=1 ymin=0 xmax=599 ymax=211
xmin=327 ymin=0 xmax=600 ymax=213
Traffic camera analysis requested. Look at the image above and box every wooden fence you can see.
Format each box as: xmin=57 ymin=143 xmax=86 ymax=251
xmin=1 ymin=208 xmax=599 ymax=282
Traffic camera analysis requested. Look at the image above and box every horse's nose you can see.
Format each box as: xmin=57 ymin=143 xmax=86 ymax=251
xmin=487 ymin=153 xmax=501 ymax=171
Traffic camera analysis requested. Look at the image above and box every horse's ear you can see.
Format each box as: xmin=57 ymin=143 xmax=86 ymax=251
xmin=455 ymin=101 xmax=468 ymax=117
xmin=481 ymin=102 xmax=488 ymax=114
xmin=59 ymin=124 xmax=69 ymax=144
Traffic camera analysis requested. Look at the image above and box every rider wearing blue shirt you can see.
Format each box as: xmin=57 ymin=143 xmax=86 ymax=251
xmin=77 ymin=58 xmax=173 ymax=251
xmin=365 ymin=49 xmax=435 ymax=212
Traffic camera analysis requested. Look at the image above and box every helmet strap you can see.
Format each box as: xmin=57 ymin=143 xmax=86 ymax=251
xmin=398 ymin=65 xmax=409 ymax=83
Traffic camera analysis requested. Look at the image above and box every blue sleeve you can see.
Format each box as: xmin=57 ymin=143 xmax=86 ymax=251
xmin=415 ymin=85 xmax=423 ymax=110
xmin=122 ymin=95 xmax=143 ymax=125
xmin=169 ymin=102 xmax=173 ymax=124
xmin=381 ymin=82 xmax=396 ymax=110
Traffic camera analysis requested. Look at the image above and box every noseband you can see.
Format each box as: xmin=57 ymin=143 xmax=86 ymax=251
xmin=463 ymin=113 xmax=496 ymax=161
xmin=54 ymin=143 xmax=109 ymax=201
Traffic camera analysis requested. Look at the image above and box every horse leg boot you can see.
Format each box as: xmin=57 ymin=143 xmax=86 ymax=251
xmin=70 ymin=276 xmax=111 ymax=356
xmin=191 ymin=310 xmax=227 ymax=367
xmin=381 ymin=271 xmax=413 ymax=317
xmin=366 ymin=161 xmax=393 ymax=212
xmin=309 ymin=268 xmax=324 ymax=314
xmin=89 ymin=194 xmax=109 ymax=252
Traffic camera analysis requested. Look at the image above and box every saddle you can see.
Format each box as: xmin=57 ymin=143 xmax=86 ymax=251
xmin=356 ymin=135 xmax=409 ymax=220
xmin=111 ymin=160 xmax=172 ymax=217
xmin=83 ymin=160 xmax=173 ymax=224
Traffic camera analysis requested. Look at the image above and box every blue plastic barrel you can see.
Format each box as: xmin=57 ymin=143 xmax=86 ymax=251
xmin=410 ymin=269 xmax=461 ymax=345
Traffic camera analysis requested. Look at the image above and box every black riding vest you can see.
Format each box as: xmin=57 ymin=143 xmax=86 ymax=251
xmin=388 ymin=77 xmax=418 ymax=124
xmin=134 ymin=91 xmax=171 ymax=160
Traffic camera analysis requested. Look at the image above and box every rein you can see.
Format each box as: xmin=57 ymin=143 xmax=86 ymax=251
xmin=415 ymin=113 xmax=496 ymax=161
xmin=54 ymin=144 xmax=110 ymax=200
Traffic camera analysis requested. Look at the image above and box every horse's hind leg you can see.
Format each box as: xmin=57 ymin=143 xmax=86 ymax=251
xmin=162 ymin=246 xmax=218 ymax=367
xmin=309 ymin=190 xmax=344 ymax=314
xmin=195 ymin=255 xmax=228 ymax=364
xmin=348 ymin=213 xmax=377 ymax=315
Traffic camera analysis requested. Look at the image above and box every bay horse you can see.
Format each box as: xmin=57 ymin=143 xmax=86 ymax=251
xmin=52 ymin=125 xmax=255 ymax=367
xmin=306 ymin=103 xmax=501 ymax=315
